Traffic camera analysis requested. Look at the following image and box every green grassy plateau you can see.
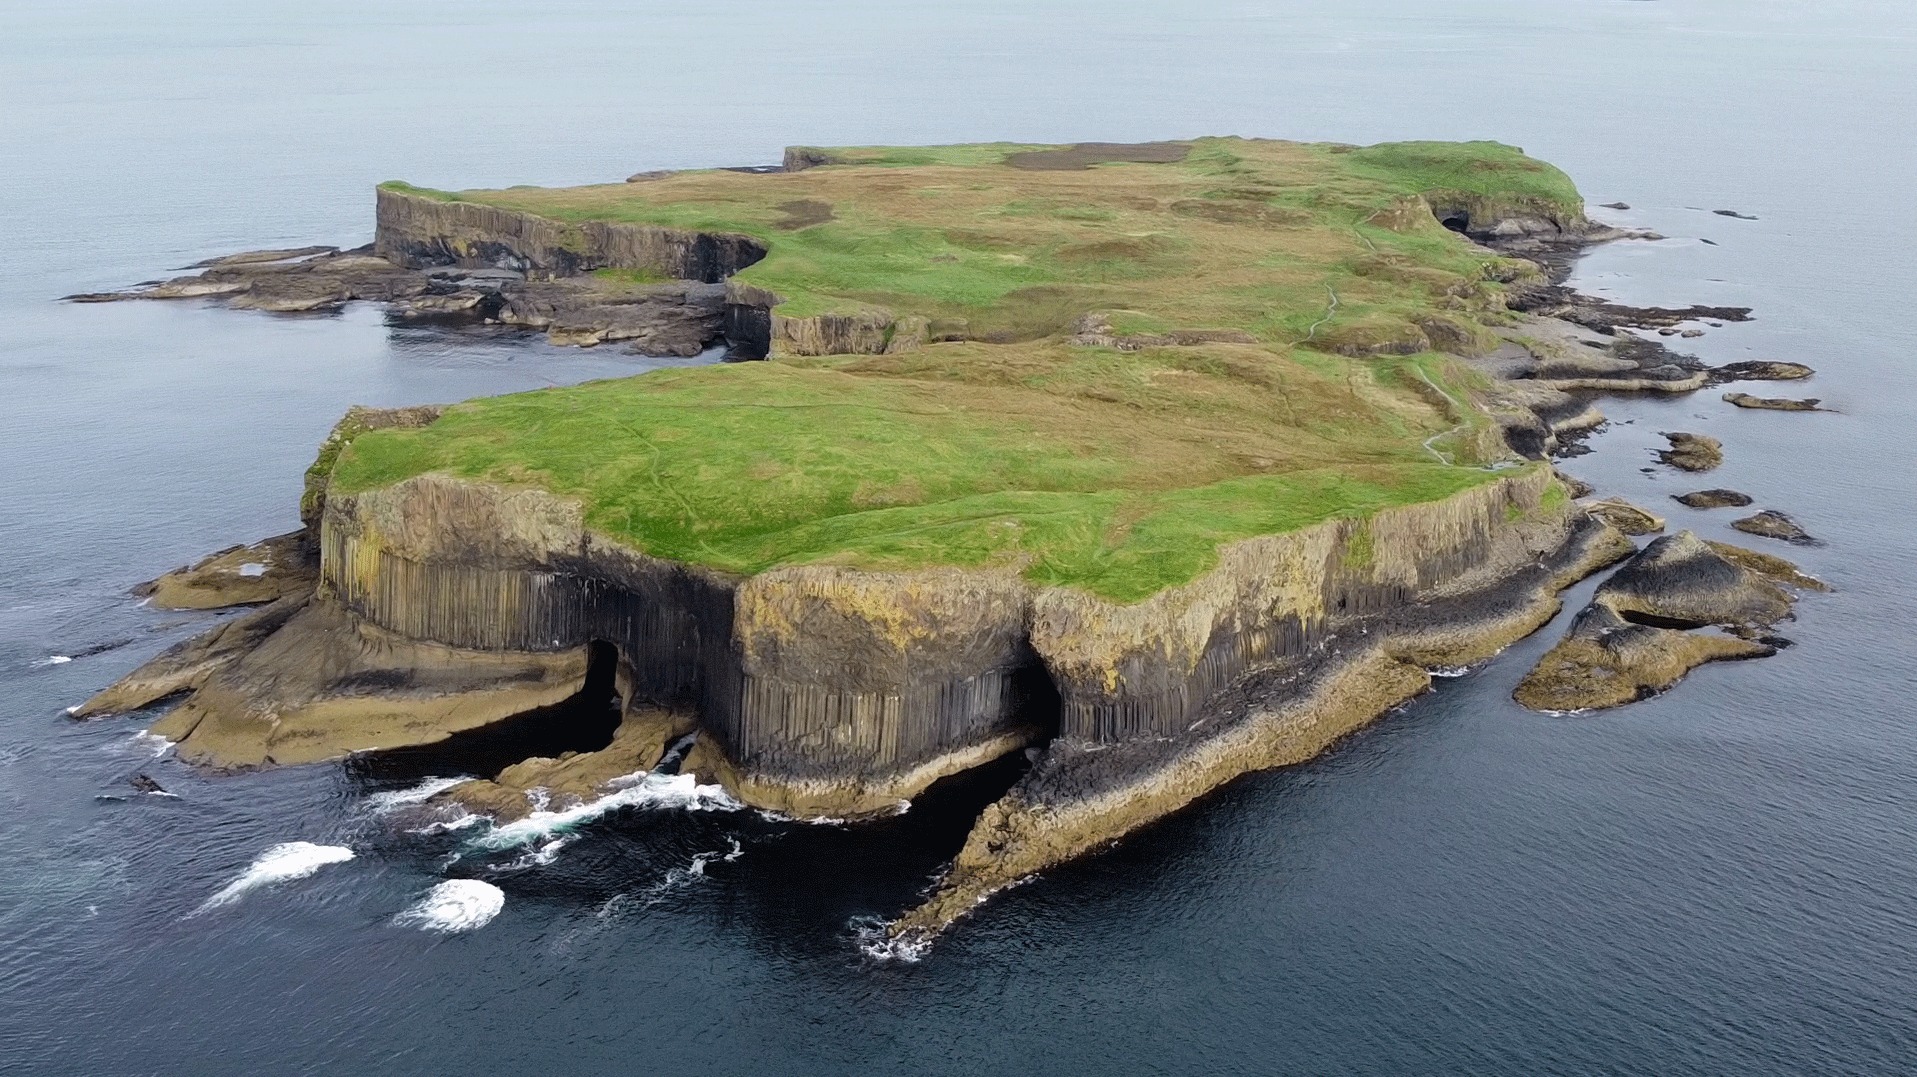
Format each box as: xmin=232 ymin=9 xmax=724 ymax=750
xmin=338 ymin=138 xmax=1583 ymax=602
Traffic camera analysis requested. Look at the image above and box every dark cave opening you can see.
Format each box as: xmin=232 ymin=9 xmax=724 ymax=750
xmin=347 ymin=640 xmax=624 ymax=784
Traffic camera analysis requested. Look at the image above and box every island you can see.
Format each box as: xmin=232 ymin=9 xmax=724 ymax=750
xmin=74 ymin=137 xmax=1827 ymax=951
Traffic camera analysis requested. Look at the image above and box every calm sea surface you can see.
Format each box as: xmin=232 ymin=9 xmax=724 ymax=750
xmin=4 ymin=2 xmax=1915 ymax=1073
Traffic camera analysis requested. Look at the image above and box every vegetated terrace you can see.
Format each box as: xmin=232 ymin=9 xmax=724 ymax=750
xmin=338 ymin=137 xmax=1583 ymax=602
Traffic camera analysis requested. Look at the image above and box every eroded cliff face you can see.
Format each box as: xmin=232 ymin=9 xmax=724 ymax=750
xmin=374 ymin=187 xmax=766 ymax=283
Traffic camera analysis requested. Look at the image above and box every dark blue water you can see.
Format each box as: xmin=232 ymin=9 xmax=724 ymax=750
xmin=4 ymin=2 xmax=1915 ymax=1073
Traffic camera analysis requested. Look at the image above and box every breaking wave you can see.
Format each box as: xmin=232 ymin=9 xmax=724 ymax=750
xmin=394 ymin=879 xmax=504 ymax=933
xmin=200 ymin=842 xmax=354 ymax=910
xmin=365 ymin=776 xmax=469 ymax=813
xmin=486 ymin=836 xmax=572 ymax=873
xmin=850 ymin=917 xmax=931 ymax=963
xmin=467 ymin=770 xmax=741 ymax=852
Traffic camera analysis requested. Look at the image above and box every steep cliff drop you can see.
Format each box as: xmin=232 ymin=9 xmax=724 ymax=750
xmin=74 ymin=137 xmax=1825 ymax=954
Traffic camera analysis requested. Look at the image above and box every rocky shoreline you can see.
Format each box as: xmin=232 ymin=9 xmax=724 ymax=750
xmin=72 ymin=141 xmax=1831 ymax=954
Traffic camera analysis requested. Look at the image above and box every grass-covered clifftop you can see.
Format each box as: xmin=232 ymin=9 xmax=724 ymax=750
xmin=342 ymin=137 xmax=1587 ymax=602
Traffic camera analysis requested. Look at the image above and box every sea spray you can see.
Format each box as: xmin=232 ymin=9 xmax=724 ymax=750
xmin=364 ymin=775 xmax=469 ymax=813
xmin=199 ymin=842 xmax=355 ymax=910
xmin=467 ymin=770 xmax=741 ymax=852
xmin=393 ymin=879 xmax=504 ymax=933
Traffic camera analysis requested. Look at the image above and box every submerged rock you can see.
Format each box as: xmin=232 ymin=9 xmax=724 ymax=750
xmin=1730 ymin=509 xmax=1817 ymax=545
xmin=1657 ymin=431 xmax=1723 ymax=472
xmin=1723 ymin=391 xmax=1825 ymax=412
xmin=1673 ymin=488 xmax=1753 ymax=509
xmin=1513 ymin=532 xmax=1817 ymax=712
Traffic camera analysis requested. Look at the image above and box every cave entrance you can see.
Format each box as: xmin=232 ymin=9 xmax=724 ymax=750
xmin=1438 ymin=210 xmax=1471 ymax=234
xmin=348 ymin=640 xmax=625 ymax=783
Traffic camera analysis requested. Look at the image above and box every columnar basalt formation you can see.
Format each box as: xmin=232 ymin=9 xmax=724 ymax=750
xmin=74 ymin=137 xmax=1828 ymax=952
xmin=373 ymin=187 xmax=767 ymax=282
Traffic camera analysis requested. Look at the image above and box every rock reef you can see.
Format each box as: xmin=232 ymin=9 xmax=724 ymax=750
xmin=1514 ymin=532 xmax=1819 ymax=712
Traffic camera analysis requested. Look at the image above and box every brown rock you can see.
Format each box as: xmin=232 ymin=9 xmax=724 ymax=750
xmin=1723 ymin=392 xmax=1825 ymax=412
xmin=1657 ymin=431 xmax=1723 ymax=472
xmin=1582 ymin=498 xmax=1664 ymax=536
xmin=1730 ymin=510 xmax=1816 ymax=545
xmin=434 ymin=706 xmax=695 ymax=822
xmin=1709 ymin=361 xmax=1814 ymax=384
xmin=1673 ymin=488 xmax=1753 ymax=509
xmin=134 ymin=531 xmax=315 ymax=610
xmin=1704 ymin=540 xmax=1830 ymax=592
xmin=1512 ymin=531 xmax=1802 ymax=712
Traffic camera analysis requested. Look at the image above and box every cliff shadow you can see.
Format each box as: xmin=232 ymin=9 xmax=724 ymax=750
xmin=344 ymin=640 xmax=624 ymax=785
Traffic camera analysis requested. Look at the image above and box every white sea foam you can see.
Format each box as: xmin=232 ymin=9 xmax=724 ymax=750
xmin=850 ymin=917 xmax=931 ymax=963
xmin=467 ymin=770 xmax=741 ymax=851
xmin=34 ymin=655 xmax=72 ymax=667
xmin=1429 ymin=665 xmax=1473 ymax=679
xmin=200 ymin=842 xmax=355 ymax=910
xmin=393 ymin=879 xmax=504 ymax=933
xmin=130 ymin=731 xmax=174 ymax=758
xmin=408 ymin=810 xmax=486 ymax=836
xmin=365 ymin=775 xmax=469 ymax=813
xmin=487 ymin=836 xmax=572 ymax=873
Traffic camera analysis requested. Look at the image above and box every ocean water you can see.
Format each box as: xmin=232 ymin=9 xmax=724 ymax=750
xmin=4 ymin=2 xmax=1915 ymax=1073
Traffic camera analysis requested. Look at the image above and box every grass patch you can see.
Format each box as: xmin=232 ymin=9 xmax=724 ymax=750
xmin=345 ymin=136 xmax=1584 ymax=600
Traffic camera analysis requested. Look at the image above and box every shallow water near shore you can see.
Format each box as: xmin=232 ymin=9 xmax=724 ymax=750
xmin=5 ymin=1 xmax=1916 ymax=1073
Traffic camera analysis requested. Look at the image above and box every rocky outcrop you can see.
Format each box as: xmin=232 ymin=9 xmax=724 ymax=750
xmin=374 ymin=187 xmax=765 ymax=283
xmin=1513 ymin=533 xmax=1818 ymax=712
xmin=65 ymin=247 xmax=431 ymax=311
xmin=70 ymin=243 xmax=738 ymax=358
xmin=134 ymin=531 xmax=315 ymax=610
xmin=435 ymin=705 xmax=695 ymax=822
xmin=1723 ymin=392 xmax=1826 ymax=412
xmin=1674 ymin=488 xmax=1753 ymax=509
xmin=1658 ymin=431 xmax=1723 ymax=472
xmin=1709 ymin=361 xmax=1814 ymax=384
xmin=721 ymin=280 xmax=927 ymax=360
xmin=1731 ymin=510 xmax=1817 ymax=545
xmin=1581 ymin=498 xmax=1664 ymax=535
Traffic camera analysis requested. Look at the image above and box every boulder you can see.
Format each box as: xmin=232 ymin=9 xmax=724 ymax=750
xmin=1657 ymin=431 xmax=1722 ymax=472
xmin=1730 ymin=510 xmax=1817 ymax=545
xmin=1581 ymin=498 xmax=1664 ymax=535
xmin=1673 ymin=488 xmax=1753 ymax=509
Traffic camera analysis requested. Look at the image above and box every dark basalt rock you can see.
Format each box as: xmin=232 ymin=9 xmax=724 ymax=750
xmin=1674 ymin=488 xmax=1754 ymax=509
xmin=1731 ymin=510 xmax=1818 ymax=546
xmin=1594 ymin=531 xmax=1792 ymax=628
xmin=1506 ymin=283 xmax=1752 ymax=332
xmin=1713 ymin=209 xmax=1759 ymax=220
